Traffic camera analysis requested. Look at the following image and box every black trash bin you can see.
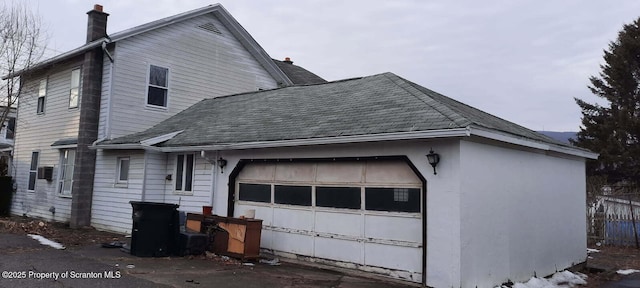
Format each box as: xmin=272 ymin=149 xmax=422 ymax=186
xmin=0 ymin=176 xmax=13 ymax=217
xmin=130 ymin=201 xmax=179 ymax=257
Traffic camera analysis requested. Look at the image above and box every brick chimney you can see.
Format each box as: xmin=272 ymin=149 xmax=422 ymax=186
xmin=86 ymin=4 xmax=109 ymax=43
xmin=284 ymin=57 xmax=293 ymax=64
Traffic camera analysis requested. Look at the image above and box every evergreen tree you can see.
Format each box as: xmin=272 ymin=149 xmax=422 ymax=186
xmin=573 ymin=17 xmax=640 ymax=184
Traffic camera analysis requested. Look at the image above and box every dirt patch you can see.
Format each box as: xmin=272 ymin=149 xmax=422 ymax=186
xmin=0 ymin=216 xmax=127 ymax=248
xmin=583 ymin=245 xmax=640 ymax=287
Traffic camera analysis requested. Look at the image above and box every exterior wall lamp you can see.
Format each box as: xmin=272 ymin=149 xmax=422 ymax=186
xmin=217 ymin=157 xmax=227 ymax=173
xmin=426 ymin=149 xmax=440 ymax=175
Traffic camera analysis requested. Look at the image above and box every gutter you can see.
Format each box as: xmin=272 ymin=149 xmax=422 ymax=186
xmin=92 ymin=128 xmax=471 ymax=151
xmin=468 ymin=126 xmax=599 ymax=159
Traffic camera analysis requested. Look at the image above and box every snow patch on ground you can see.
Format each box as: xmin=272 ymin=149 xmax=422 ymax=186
xmin=587 ymin=248 xmax=600 ymax=253
xmin=27 ymin=234 xmax=65 ymax=250
xmin=498 ymin=271 xmax=587 ymax=288
xmin=617 ymin=269 xmax=640 ymax=275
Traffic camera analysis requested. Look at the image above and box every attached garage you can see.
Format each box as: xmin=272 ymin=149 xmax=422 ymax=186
xmin=230 ymin=158 xmax=426 ymax=282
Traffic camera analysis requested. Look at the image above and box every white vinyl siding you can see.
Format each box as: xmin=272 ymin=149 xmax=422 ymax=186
xmin=12 ymin=56 xmax=83 ymax=221
xmin=69 ymin=68 xmax=81 ymax=108
xmin=107 ymin=13 xmax=278 ymax=139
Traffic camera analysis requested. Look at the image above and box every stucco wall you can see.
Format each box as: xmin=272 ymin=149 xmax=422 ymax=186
xmin=458 ymin=139 xmax=587 ymax=288
xmin=207 ymin=139 xmax=462 ymax=287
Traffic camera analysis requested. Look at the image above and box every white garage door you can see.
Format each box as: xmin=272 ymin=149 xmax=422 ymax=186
xmin=234 ymin=159 xmax=424 ymax=282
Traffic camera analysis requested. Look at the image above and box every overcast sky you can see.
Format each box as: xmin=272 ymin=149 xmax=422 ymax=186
xmin=22 ymin=0 xmax=640 ymax=132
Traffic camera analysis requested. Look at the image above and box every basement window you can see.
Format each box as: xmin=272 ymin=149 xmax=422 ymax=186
xmin=316 ymin=186 xmax=361 ymax=209
xmin=238 ymin=183 xmax=271 ymax=203
xmin=274 ymin=185 xmax=311 ymax=206
xmin=365 ymin=187 xmax=420 ymax=213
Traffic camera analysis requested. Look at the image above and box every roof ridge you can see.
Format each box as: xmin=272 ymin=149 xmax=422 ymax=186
xmin=382 ymin=73 xmax=471 ymax=128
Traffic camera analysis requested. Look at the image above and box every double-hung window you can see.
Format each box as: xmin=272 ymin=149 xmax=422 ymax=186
xmin=175 ymin=154 xmax=194 ymax=192
xmin=5 ymin=117 xmax=15 ymax=140
xmin=69 ymin=68 xmax=81 ymax=108
xmin=37 ymin=79 xmax=47 ymax=114
xmin=116 ymin=157 xmax=130 ymax=183
xmin=28 ymin=151 xmax=39 ymax=191
xmin=147 ymin=65 xmax=169 ymax=108
xmin=58 ymin=149 xmax=75 ymax=196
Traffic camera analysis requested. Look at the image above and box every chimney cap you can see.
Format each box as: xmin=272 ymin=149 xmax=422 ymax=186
xmin=93 ymin=4 xmax=103 ymax=12
xmin=284 ymin=57 xmax=293 ymax=64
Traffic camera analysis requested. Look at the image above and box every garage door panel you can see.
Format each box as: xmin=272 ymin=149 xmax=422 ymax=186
xmin=315 ymin=211 xmax=361 ymax=237
xmin=314 ymin=237 xmax=362 ymax=264
xmin=315 ymin=162 xmax=363 ymax=183
xmin=236 ymin=204 xmax=273 ymax=226
xmin=365 ymin=161 xmax=421 ymax=185
xmin=271 ymin=231 xmax=313 ymax=256
xmin=365 ymin=243 xmax=422 ymax=272
xmin=237 ymin=163 xmax=275 ymax=181
xmin=365 ymin=214 xmax=421 ymax=243
xmin=272 ymin=207 xmax=313 ymax=231
xmin=275 ymin=163 xmax=315 ymax=182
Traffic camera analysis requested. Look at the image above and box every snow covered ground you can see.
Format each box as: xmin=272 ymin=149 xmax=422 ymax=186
xmin=617 ymin=269 xmax=640 ymax=275
xmin=27 ymin=234 xmax=65 ymax=250
xmin=496 ymin=271 xmax=587 ymax=288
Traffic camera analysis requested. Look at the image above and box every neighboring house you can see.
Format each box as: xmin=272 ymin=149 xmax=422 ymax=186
xmin=0 ymin=107 xmax=17 ymax=175
xmin=95 ymin=72 xmax=598 ymax=287
xmin=7 ymin=4 xmax=322 ymax=226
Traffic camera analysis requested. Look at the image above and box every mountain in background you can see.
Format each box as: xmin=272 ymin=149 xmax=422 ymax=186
xmin=537 ymin=131 xmax=577 ymax=144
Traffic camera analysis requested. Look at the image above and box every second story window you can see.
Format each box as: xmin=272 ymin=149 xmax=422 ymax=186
xmin=69 ymin=68 xmax=81 ymax=108
xmin=147 ymin=65 xmax=169 ymax=108
xmin=37 ymin=79 xmax=47 ymax=114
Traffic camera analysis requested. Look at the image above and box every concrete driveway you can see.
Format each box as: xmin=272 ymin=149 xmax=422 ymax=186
xmin=0 ymin=233 xmax=414 ymax=288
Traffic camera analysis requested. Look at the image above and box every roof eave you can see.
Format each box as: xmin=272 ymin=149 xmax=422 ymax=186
xmin=150 ymin=128 xmax=472 ymax=152
xmin=469 ymin=125 xmax=599 ymax=159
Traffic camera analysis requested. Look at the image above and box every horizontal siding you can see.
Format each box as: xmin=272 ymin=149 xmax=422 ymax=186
xmin=91 ymin=150 xmax=144 ymax=234
xmin=108 ymin=13 xmax=278 ymax=139
xmin=11 ymin=57 xmax=84 ymax=222
xmin=143 ymin=151 xmax=167 ymax=203
xmin=163 ymin=153 xmax=213 ymax=214
xmin=98 ymin=53 xmax=113 ymax=139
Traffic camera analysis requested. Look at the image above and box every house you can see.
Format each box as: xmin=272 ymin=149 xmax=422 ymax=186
xmin=0 ymin=107 xmax=17 ymax=176
xmin=7 ymin=4 xmax=323 ymax=226
xmin=95 ymin=72 xmax=598 ymax=287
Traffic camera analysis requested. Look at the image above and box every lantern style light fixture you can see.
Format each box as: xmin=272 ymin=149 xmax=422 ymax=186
xmin=426 ymin=149 xmax=440 ymax=175
xmin=217 ymin=157 xmax=228 ymax=173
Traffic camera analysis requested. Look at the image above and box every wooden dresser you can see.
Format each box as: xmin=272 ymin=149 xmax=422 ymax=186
xmin=186 ymin=213 xmax=262 ymax=260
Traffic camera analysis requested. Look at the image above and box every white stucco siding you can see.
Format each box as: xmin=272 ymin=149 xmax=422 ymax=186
xmin=458 ymin=140 xmax=587 ymax=288
xmin=91 ymin=150 xmax=145 ymax=234
xmin=107 ymin=13 xmax=278 ymax=139
xmin=11 ymin=57 xmax=83 ymax=222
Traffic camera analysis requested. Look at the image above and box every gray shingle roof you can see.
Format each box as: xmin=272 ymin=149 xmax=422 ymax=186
xmin=98 ymin=72 xmax=568 ymax=148
xmin=272 ymin=59 xmax=327 ymax=85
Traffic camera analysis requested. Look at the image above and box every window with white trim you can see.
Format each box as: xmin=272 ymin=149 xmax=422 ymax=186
xmin=117 ymin=157 xmax=130 ymax=183
xmin=147 ymin=65 xmax=169 ymax=107
xmin=58 ymin=149 xmax=75 ymax=196
xmin=37 ymin=79 xmax=47 ymax=114
xmin=69 ymin=68 xmax=81 ymax=108
xmin=28 ymin=151 xmax=39 ymax=191
xmin=175 ymin=154 xmax=194 ymax=192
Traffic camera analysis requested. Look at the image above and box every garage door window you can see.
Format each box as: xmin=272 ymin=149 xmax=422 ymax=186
xmin=239 ymin=183 xmax=271 ymax=203
xmin=316 ymin=186 xmax=361 ymax=209
xmin=274 ymin=185 xmax=311 ymax=206
xmin=365 ymin=187 xmax=420 ymax=213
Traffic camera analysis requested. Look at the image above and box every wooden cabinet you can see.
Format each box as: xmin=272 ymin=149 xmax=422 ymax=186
xmin=187 ymin=213 xmax=262 ymax=260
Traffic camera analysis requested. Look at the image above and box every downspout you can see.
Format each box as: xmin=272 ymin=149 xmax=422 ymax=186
xmin=141 ymin=151 xmax=149 ymax=201
xmin=102 ymin=39 xmax=115 ymax=139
